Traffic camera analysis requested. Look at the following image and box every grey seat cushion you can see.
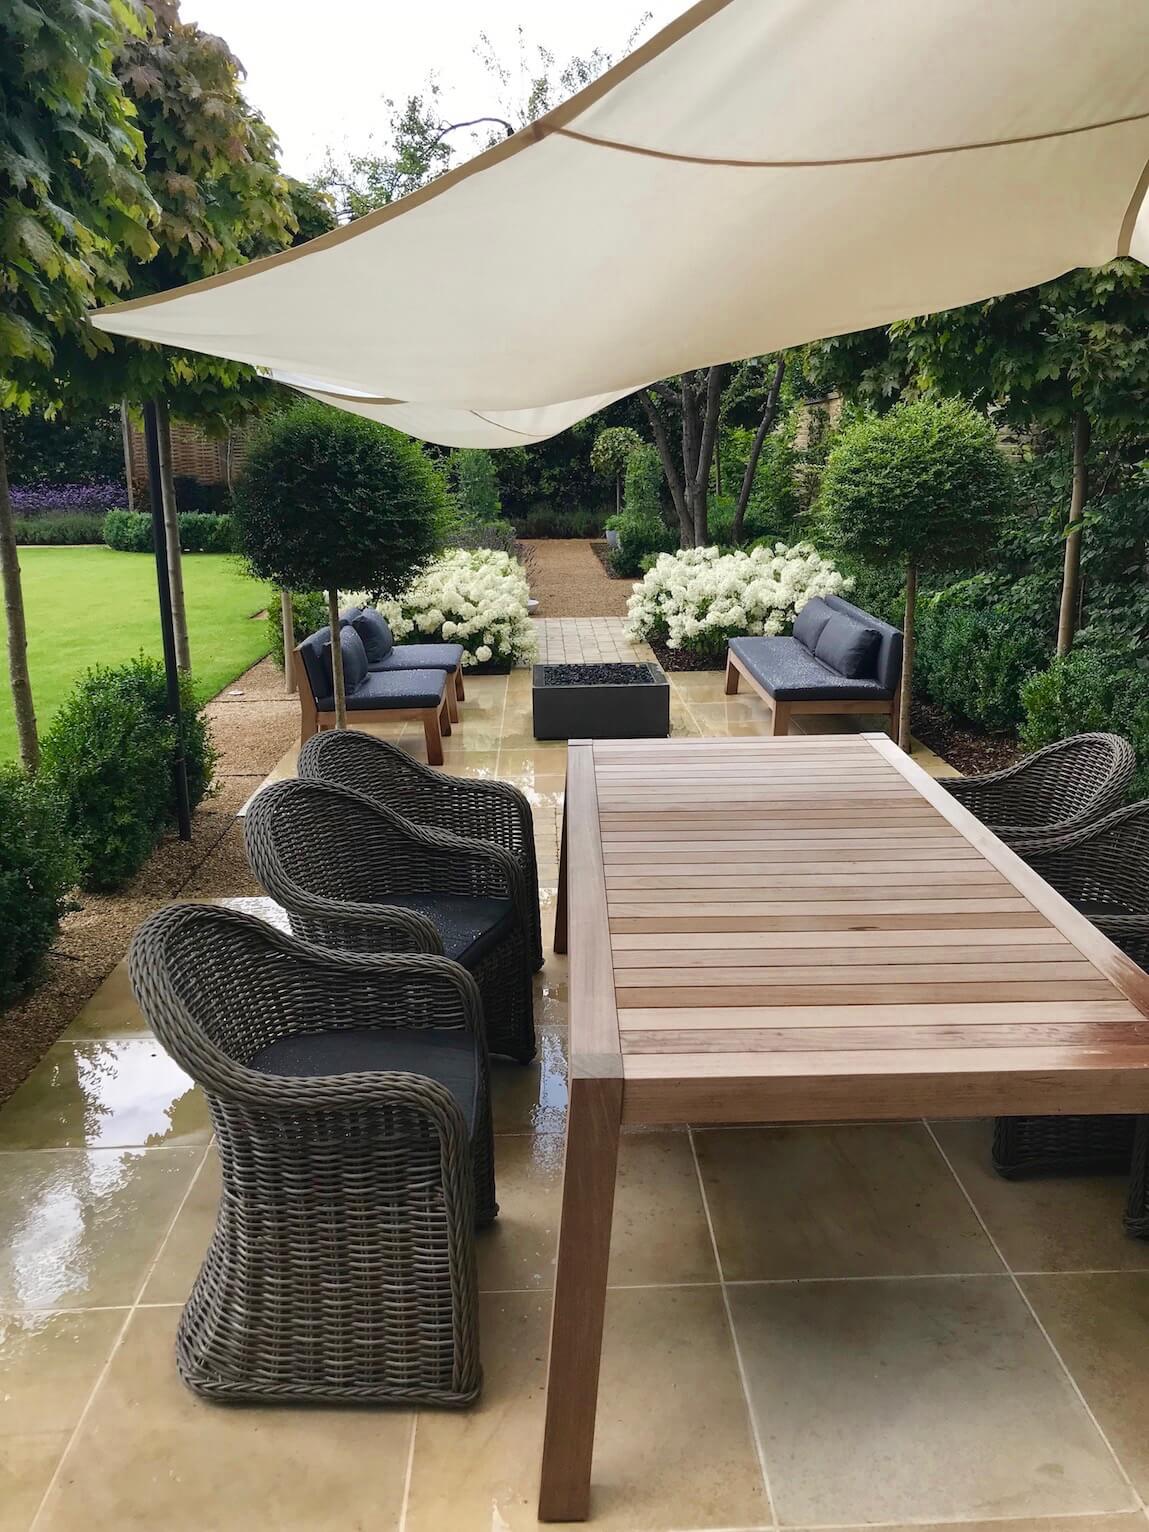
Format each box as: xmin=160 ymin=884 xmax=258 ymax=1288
xmin=373 ymin=642 xmax=465 ymax=675
xmin=814 ymin=614 xmax=880 ymax=679
xmin=321 ymin=668 xmax=446 ymax=712
xmin=380 ymin=893 xmax=515 ymax=968
xmin=251 ymin=1026 xmax=479 ymax=1134
xmin=728 ymin=636 xmax=892 ymax=701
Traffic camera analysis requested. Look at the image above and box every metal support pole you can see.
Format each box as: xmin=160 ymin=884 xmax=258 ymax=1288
xmin=143 ymin=399 xmax=193 ymax=841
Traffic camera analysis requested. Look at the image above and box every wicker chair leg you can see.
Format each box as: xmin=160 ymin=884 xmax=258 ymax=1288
xmin=1123 ymin=1116 xmax=1149 ymax=1239
xmin=993 ymin=1114 xmax=1138 ymax=1179
xmin=175 ymin=1105 xmax=482 ymax=1406
xmin=473 ymin=934 xmax=536 ymax=1064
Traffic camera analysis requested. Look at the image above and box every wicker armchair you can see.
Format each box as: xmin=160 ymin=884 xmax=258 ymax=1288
xmin=298 ymin=729 xmax=544 ymax=973
xmin=128 ymin=902 xmax=493 ymax=1405
xmin=943 ymin=733 xmax=1134 ymax=853
xmin=245 ymin=777 xmax=536 ymax=1063
xmin=991 ymin=799 xmax=1149 ymax=1236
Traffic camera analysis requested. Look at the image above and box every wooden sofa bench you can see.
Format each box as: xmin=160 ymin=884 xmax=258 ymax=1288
xmin=724 ymin=594 xmax=903 ymax=736
xmin=294 ymin=626 xmax=451 ymax=762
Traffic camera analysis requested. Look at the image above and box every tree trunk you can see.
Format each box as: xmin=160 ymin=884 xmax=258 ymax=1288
xmin=281 ymin=589 xmax=297 ymax=695
xmin=1056 ymin=411 xmax=1091 ymax=657
xmin=681 ymin=374 xmax=705 ymax=545
xmin=898 ymin=563 xmax=917 ymax=753
xmin=0 ymin=421 xmax=39 ymax=772
xmin=731 ymin=356 xmax=786 ymax=545
xmin=155 ymin=400 xmax=191 ymax=672
xmin=120 ymin=401 xmax=136 ymax=512
xmin=638 ymin=391 xmax=691 ymax=545
xmin=327 ymin=588 xmax=347 ymax=728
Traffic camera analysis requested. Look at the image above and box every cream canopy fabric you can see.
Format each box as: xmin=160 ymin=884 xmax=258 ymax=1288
xmin=91 ymin=0 xmax=1149 ymax=448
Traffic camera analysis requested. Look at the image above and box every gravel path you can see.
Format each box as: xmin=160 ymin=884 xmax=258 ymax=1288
xmin=0 ymin=656 xmax=297 ymax=1105
xmin=523 ymin=538 xmax=634 ymax=618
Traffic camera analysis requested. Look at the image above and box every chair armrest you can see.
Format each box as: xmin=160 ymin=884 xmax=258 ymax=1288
xmin=396 ymin=818 xmax=530 ymax=912
xmin=411 ymin=774 xmax=536 ymax=855
xmin=280 ymin=893 xmax=445 ymax=957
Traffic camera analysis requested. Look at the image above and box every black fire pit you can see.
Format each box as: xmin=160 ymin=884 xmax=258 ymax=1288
xmin=532 ymin=661 xmax=670 ymax=740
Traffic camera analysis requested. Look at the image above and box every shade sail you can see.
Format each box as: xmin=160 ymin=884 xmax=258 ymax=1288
xmin=91 ymin=0 xmax=1149 ymax=447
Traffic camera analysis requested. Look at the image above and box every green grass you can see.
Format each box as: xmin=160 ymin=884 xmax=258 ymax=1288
xmin=0 ymin=547 xmax=271 ymax=761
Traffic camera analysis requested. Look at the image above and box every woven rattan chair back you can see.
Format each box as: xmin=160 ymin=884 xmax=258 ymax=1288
xmin=299 ymin=729 xmax=544 ymax=971
xmin=946 ymin=732 xmax=1134 ymax=841
xmin=128 ymin=902 xmax=484 ymax=1405
xmin=1025 ymin=799 xmax=1149 ymax=951
xmin=245 ymin=776 xmax=538 ymax=1063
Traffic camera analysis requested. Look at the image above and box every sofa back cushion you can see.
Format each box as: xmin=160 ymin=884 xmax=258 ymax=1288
xmin=821 ymin=594 xmax=903 ymax=695
xmin=793 ymin=597 xmax=834 ymax=652
xmin=814 ymin=613 xmax=881 ymax=679
xmin=336 ymin=626 xmax=369 ymax=691
xmin=343 ymin=605 xmax=394 ymax=664
xmin=298 ymin=627 xmax=334 ymax=703
xmin=298 ymin=625 xmax=368 ymax=703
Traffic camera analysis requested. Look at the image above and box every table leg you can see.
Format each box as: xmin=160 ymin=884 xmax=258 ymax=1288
xmin=538 ymin=1073 xmax=623 ymax=1522
xmin=554 ymin=781 xmax=569 ymax=955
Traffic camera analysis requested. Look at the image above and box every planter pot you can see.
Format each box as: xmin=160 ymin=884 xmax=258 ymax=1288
xmin=532 ymin=661 xmax=670 ymax=741
xmin=469 ymin=656 xmax=514 ymax=675
xmin=605 ymin=529 xmax=620 ymax=550
xmin=527 ymin=598 xmax=539 ymax=614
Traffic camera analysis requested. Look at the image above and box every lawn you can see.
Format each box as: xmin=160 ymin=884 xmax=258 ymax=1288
xmin=0 ymin=546 xmax=271 ymax=760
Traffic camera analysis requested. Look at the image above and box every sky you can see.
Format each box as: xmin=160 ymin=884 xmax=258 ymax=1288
xmin=181 ymin=0 xmax=690 ymax=181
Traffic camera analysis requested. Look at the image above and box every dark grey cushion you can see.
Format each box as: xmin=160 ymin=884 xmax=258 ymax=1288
xmin=338 ymin=668 xmax=446 ymax=711
xmin=336 ymin=626 xmax=369 ymax=691
xmin=728 ymin=636 xmax=892 ymax=701
xmin=822 ymin=594 xmax=903 ymax=695
xmin=792 ymin=597 xmax=834 ymax=652
xmin=814 ymin=614 xmax=880 ymax=679
xmin=342 ymin=606 xmax=394 ymax=664
xmin=298 ymin=626 xmax=335 ymax=703
xmin=251 ymin=1026 xmax=480 ymax=1134
xmin=378 ymin=893 xmax=515 ymax=968
xmin=374 ymin=642 xmax=465 ymax=675
xmin=306 ymin=662 xmax=445 ymax=713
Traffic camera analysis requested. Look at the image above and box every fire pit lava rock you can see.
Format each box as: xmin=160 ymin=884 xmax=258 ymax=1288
xmin=532 ymin=661 xmax=670 ymax=741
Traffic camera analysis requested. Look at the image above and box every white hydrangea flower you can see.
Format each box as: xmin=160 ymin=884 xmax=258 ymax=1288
xmin=624 ymin=540 xmax=851 ymax=659
xmin=374 ymin=545 xmax=538 ymax=669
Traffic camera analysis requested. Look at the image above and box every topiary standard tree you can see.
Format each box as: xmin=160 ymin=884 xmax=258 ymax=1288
xmin=590 ymin=426 xmax=642 ymax=514
xmin=817 ymin=397 xmax=1013 ymax=751
xmin=453 ymin=448 xmax=503 ymax=523
xmin=233 ymin=401 xmax=446 ymax=727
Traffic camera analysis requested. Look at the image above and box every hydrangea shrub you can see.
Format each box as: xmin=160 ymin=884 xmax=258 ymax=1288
xmin=370 ymin=548 xmax=537 ymax=670
xmin=625 ymin=542 xmax=851 ymax=663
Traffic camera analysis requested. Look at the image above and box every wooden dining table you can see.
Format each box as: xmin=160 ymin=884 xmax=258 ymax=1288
xmin=537 ymin=732 xmax=1149 ymax=1523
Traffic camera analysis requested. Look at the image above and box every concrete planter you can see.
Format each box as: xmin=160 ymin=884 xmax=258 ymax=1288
xmin=532 ymin=661 xmax=670 ymax=741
